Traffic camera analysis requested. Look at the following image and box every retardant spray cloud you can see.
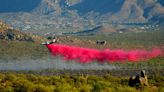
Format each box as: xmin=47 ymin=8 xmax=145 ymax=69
xmin=46 ymin=44 xmax=163 ymax=63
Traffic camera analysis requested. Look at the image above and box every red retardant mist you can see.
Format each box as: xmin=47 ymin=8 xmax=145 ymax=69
xmin=46 ymin=44 xmax=163 ymax=63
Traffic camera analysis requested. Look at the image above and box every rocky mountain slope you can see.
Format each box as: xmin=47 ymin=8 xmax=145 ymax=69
xmin=0 ymin=21 xmax=45 ymax=43
xmin=0 ymin=0 xmax=163 ymax=33
xmin=0 ymin=21 xmax=49 ymax=60
xmin=69 ymin=0 xmax=164 ymax=23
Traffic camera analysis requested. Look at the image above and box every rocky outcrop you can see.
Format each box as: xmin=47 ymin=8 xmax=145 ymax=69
xmin=0 ymin=21 xmax=45 ymax=43
xmin=0 ymin=29 xmax=34 ymax=41
xmin=128 ymin=70 xmax=149 ymax=87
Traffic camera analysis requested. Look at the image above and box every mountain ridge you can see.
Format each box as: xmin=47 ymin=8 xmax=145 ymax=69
xmin=0 ymin=0 xmax=163 ymax=33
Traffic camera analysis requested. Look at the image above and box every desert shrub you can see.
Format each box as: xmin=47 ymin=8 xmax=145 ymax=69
xmin=3 ymin=73 xmax=17 ymax=82
xmin=103 ymin=74 xmax=123 ymax=87
xmin=78 ymin=76 xmax=88 ymax=84
xmin=92 ymin=83 xmax=102 ymax=92
xmin=0 ymin=73 xmax=162 ymax=92
xmin=158 ymin=87 xmax=164 ymax=92
xmin=54 ymin=83 xmax=74 ymax=92
xmin=0 ymin=86 xmax=14 ymax=92
xmin=149 ymin=75 xmax=164 ymax=87
xmin=114 ymin=86 xmax=137 ymax=92
xmin=71 ymin=76 xmax=88 ymax=87
xmin=13 ymin=79 xmax=35 ymax=92
xmin=0 ymin=74 xmax=5 ymax=81
xmin=87 ymin=75 xmax=102 ymax=84
xmin=35 ymin=76 xmax=50 ymax=85
xmin=79 ymin=84 xmax=92 ymax=92
xmin=35 ymin=84 xmax=53 ymax=92
xmin=103 ymin=87 xmax=116 ymax=92
xmin=120 ymin=78 xmax=129 ymax=85
xmin=49 ymin=76 xmax=62 ymax=86
xmin=26 ymin=74 xmax=39 ymax=83
xmin=16 ymin=73 xmax=27 ymax=79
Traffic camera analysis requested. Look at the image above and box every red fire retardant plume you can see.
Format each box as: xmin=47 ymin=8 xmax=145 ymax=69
xmin=46 ymin=44 xmax=163 ymax=63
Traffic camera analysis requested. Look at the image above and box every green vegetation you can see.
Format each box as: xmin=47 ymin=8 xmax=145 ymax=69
xmin=0 ymin=73 xmax=163 ymax=92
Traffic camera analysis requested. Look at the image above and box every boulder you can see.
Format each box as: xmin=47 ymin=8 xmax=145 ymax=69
xmin=128 ymin=70 xmax=149 ymax=87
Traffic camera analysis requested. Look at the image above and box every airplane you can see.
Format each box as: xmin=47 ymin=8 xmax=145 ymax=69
xmin=41 ymin=36 xmax=57 ymax=45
